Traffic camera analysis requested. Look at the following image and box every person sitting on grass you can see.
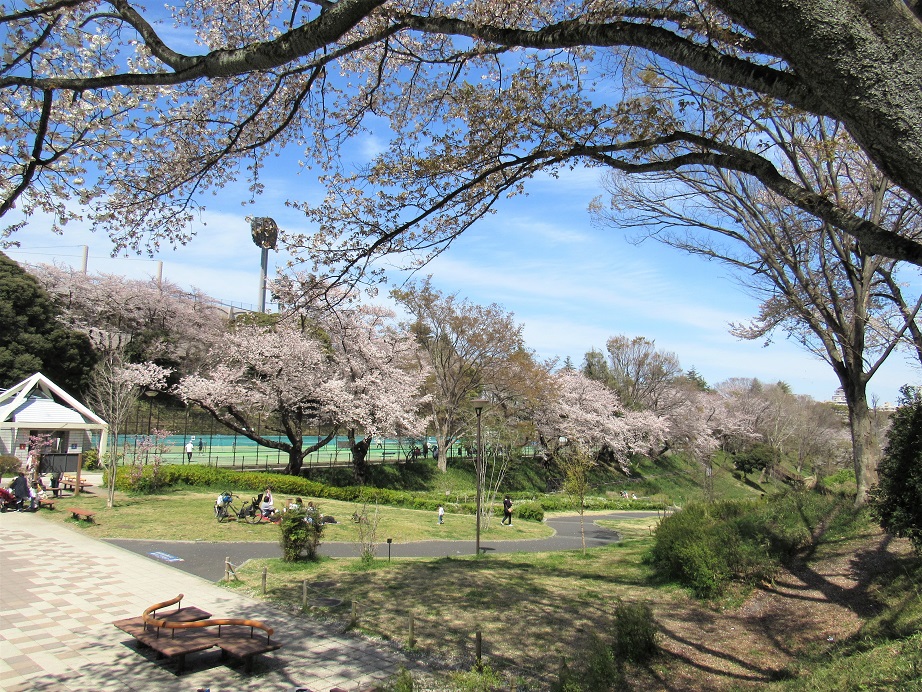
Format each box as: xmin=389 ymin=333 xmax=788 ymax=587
xmin=260 ymin=487 xmax=276 ymax=519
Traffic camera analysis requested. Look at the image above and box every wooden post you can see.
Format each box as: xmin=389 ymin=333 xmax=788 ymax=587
xmin=475 ymin=630 xmax=482 ymax=670
xmin=408 ymin=612 xmax=415 ymax=648
xmin=262 ymin=566 xmax=268 ymax=595
xmin=224 ymin=556 xmax=230 ymax=582
xmin=351 ymin=600 xmax=357 ymax=626
xmin=302 ymin=580 xmax=309 ymax=608
xmin=74 ymin=453 xmax=84 ymax=498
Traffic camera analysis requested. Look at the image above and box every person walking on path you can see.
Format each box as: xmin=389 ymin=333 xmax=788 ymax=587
xmin=437 ymin=505 xmax=445 ymax=525
xmin=502 ymin=495 xmax=513 ymax=525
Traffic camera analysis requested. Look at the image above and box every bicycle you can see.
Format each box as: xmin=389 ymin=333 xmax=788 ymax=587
xmin=238 ymin=493 xmax=275 ymax=524
xmin=214 ymin=491 xmax=240 ymax=522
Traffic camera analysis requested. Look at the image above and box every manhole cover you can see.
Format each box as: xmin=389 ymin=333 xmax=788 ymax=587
xmin=310 ymin=597 xmax=343 ymax=607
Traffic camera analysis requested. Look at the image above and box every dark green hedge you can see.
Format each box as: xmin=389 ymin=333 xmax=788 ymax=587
xmin=109 ymin=465 xmax=557 ymax=520
xmin=108 ymin=464 xmax=669 ymax=523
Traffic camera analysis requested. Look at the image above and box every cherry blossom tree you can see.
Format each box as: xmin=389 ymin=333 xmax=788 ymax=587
xmin=34 ymin=264 xmax=226 ymax=370
xmin=273 ymin=274 xmax=428 ymax=482
xmin=532 ymin=369 xmax=668 ymax=479
xmin=582 ymin=339 xmax=744 ymax=464
xmin=174 ymin=325 xmax=341 ymax=476
xmin=175 ymin=290 xmax=426 ymax=477
xmin=332 ymin=309 xmax=427 ymax=483
xmin=4 ymin=1 xmax=922 ymax=272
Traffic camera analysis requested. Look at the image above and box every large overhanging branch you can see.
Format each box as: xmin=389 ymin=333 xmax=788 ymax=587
xmin=0 ymin=0 xmax=388 ymax=89
xmin=0 ymin=89 xmax=53 ymax=217
xmin=319 ymin=132 xmax=922 ymax=277
xmin=398 ymin=14 xmax=828 ymax=116
xmin=577 ymin=132 xmax=922 ymax=267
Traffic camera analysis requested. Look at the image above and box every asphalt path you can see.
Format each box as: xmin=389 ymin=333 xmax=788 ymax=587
xmin=105 ymin=511 xmax=659 ymax=582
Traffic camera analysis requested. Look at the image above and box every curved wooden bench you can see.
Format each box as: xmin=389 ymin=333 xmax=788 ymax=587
xmin=143 ymin=616 xmax=282 ymax=673
xmin=117 ymin=595 xmax=282 ymax=673
xmin=142 ymin=594 xmax=212 ymax=624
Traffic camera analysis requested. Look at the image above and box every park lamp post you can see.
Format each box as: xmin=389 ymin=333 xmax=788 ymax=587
xmin=472 ymin=396 xmax=490 ymax=556
xmin=142 ymin=389 xmax=157 ymax=466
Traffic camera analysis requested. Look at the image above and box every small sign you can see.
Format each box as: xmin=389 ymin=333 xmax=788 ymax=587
xmin=149 ymin=551 xmax=183 ymax=563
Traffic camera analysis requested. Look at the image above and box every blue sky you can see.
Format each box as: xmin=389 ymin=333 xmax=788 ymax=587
xmin=5 ymin=145 xmax=920 ymax=406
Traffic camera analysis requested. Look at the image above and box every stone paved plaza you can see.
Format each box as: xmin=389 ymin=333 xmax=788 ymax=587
xmin=0 ymin=510 xmax=417 ymax=691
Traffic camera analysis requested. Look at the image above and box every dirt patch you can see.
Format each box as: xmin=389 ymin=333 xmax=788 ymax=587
xmin=641 ymin=528 xmax=911 ymax=690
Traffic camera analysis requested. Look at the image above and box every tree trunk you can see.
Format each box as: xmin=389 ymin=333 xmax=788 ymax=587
xmin=713 ymin=0 xmax=922 ymax=209
xmin=436 ymin=429 xmax=450 ymax=473
xmin=349 ymin=432 xmax=371 ymax=484
xmin=284 ymin=443 xmax=305 ymax=476
xmin=106 ymin=430 xmax=117 ymax=509
xmin=846 ymin=388 xmax=879 ymax=506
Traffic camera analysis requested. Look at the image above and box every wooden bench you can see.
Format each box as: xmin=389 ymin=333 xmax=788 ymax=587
xmin=66 ymin=507 xmax=96 ymax=522
xmin=114 ymin=595 xmax=282 ymax=674
xmin=38 ymin=498 xmax=56 ymax=510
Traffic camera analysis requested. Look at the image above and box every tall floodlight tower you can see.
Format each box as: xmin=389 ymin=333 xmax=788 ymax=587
xmin=249 ymin=217 xmax=279 ymax=313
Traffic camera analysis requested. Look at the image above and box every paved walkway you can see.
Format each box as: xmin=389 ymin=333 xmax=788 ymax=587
xmin=0 ymin=511 xmax=417 ymax=691
xmin=106 ymin=511 xmax=660 ymax=581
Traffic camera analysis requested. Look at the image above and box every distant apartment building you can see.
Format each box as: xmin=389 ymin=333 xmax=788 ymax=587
xmin=830 ymin=388 xmax=895 ymax=412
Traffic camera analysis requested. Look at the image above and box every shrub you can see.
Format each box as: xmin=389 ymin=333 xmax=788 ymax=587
xmin=514 ymin=500 xmax=544 ymax=522
xmin=0 ymin=454 xmax=21 ymax=481
xmin=382 ymin=667 xmax=415 ymax=692
xmin=81 ymin=449 xmax=100 ymax=470
xmin=446 ymin=664 xmax=504 ymax=691
xmin=821 ymin=468 xmax=856 ymax=494
xmin=869 ymin=385 xmax=922 ymax=554
xmin=612 ymin=600 xmax=657 ymax=663
xmin=279 ymin=507 xmax=324 ymax=561
xmin=551 ymin=658 xmax=584 ymax=692
xmin=582 ymin=634 xmax=620 ymax=690
xmin=649 ymin=500 xmax=779 ymax=598
xmin=733 ymin=443 xmax=774 ymax=479
xmin=110 ymin=464 xmax=559 ymax=521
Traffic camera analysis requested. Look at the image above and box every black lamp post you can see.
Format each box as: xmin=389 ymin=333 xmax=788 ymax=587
xmin=472 ymin=396 xmax=489 ymax=555
xmin=144 ymin=390 xmax=157 ymax=465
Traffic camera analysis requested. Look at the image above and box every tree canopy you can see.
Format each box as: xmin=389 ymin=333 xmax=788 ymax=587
xmin=4 ymin=0 xmax=922 ymax=272
xmin=0 ymin=253 xmax=96 ymax=394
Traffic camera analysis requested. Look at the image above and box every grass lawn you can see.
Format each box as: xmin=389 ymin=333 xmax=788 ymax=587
xmin=38 ymin=489 xmax=554 ymax=543
xmin=227 ymin=515 xmax=666 ymax=689
xmin=37 ymin=485 xmax=922 ymax=691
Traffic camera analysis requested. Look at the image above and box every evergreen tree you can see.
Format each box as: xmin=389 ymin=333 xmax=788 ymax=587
xmin=869 ymin=386 xmax=922 ymax=554
xmin=0 ymin=253 xmax=96 ymax=394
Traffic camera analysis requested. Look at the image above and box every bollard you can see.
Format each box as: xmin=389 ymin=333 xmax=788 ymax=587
xmin=302 ymin=580 xmax=309 ymax=608
xmin=408 ymin=612 xmax=415 ymax=648
xmin=262 ymin=566 xmax=268 ymax=595
xmin=475 ymin=630 xmax=482 ymax=670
